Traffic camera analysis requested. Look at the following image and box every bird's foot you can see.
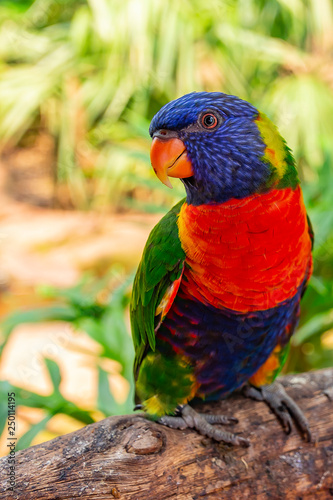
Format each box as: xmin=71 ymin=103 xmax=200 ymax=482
xmin=243 ymin=381 xmax=312 ymax=442
xmin=157 ymin=404 xmax=250 ymax=447
xmin=323 ymin=386 xmax=333 ymax=402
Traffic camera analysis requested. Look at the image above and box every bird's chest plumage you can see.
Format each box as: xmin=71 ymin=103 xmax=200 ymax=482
xmin=177 ymin=186 xmax=312 ymax=313
xmin=156 ymin=186 xmax=312 ymax=398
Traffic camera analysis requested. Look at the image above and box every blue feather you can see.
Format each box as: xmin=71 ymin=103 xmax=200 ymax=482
xmin=149 ymin=92 xmax=270 ymax=204
xmin=156 ymin=278 xmax=303 ymax=399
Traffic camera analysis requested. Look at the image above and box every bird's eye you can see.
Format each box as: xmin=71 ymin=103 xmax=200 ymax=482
xmin=201 ymin=113 xmax=218 ymax=129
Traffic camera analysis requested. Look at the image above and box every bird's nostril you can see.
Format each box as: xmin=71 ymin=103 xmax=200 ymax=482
xmin=158 ymin=129 xmax=171 ymax=137
xmin=153 ymin=129 xmax=179 ymax=140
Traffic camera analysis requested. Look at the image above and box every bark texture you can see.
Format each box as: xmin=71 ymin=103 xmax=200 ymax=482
xmin=0 ymin=368 xmax=333 ymax=500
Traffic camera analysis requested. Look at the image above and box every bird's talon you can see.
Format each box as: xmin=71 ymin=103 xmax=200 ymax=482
xmin=244 ymin=381 xmax=311 ymax=441
xmin=229 ymin=417 xmax=239 ymax=424
xmin=157 ymin=404 xmax=247 ymax=446
xmin=237 ymin=437 xmax=251 ymax=448
xmin=198 ymin=413 xmax=238 ymax=425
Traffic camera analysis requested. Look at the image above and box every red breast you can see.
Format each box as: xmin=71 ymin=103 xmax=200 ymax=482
xmin=177 ymin=186 xmax=312 ymax=313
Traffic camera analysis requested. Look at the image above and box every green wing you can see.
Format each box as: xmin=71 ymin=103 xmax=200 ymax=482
xmin=307 ymin=213 xmax=314 ymax=250
xmin=130 ymin=199 xmax=186 ymax=375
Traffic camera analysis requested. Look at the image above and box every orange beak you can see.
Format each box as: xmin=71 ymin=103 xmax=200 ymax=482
xmin=150 ymin=136 xmax=193 ymax=188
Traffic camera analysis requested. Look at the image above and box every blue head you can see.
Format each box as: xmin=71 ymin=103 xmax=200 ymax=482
xmin=149 ymin=92 xmax=297 ymax=205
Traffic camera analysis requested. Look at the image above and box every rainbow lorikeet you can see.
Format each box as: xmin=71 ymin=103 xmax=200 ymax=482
xmin=130 ymin=92 xmax=313 ymax=446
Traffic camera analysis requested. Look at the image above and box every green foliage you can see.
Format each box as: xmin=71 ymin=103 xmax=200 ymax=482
xmin=0 ymin=272 xmax=135 ymax=450
xmin=1 ymin=0 xmax=333 ymax=209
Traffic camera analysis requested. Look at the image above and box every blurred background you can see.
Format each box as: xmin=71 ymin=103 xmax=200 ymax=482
xmin=0 ymin=0 xmax=333 ymax=455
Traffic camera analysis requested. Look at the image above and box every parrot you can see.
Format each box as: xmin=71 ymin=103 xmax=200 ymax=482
xmin=130 ymin=92 xmax=313 ymax=447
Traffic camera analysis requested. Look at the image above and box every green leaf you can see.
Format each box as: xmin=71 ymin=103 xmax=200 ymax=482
xmin=294 ymin=310 xmax=333 ymax=345
xmin=61 ymin=406 xmax=95 ymax=425
xmin=1 ymin=305 xmax=77 ymax=338
xmin=16 ymin=414 xmax=53 ymax=451
xmin=0 ymin=402 xmax=8 ymax=437
xmin=97 ymin=366 xmax=118 ymax=417
xmin=44 ymin=358 xmax=62 ymax=393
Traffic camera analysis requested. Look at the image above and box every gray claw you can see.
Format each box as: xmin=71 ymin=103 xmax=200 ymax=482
xmin=158 ymin=415 xmax=188 ymax=430
xmin=198 ymin=413 xmax=238 ymax=425
xmin=244 ymin=382 xmax=312 ymax=442
xmin=158 ymin=405 xmax=249 ymax=447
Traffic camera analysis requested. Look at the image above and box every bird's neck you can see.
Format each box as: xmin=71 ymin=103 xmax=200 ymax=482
xmin=177 ymin=186 xmax=312 ymax=313
xmin=182 ymin=113 xmax=299 ymax=206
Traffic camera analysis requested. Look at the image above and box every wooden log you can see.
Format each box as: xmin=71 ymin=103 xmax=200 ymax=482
xmin=0 ymin=368 xmax=332 ymax=499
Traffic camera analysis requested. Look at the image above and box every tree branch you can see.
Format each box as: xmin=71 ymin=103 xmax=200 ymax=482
xmin=1 ymin=368 xmax=333 ymax=499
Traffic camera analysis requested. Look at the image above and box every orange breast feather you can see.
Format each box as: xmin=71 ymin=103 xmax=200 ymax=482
xmin=177 ymin=186 xmax=312 ymax=313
